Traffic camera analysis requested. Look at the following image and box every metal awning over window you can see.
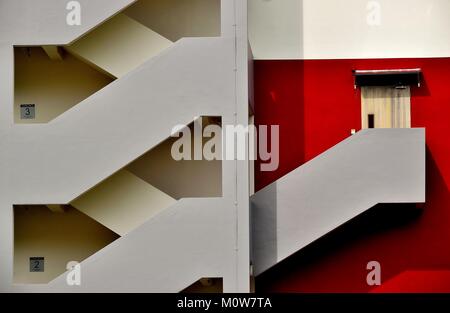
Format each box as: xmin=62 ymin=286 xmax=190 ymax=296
xmin=353 ymin=68 xmax=422 ymax=87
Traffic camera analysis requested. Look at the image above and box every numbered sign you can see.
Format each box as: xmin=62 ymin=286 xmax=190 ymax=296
xmin=20 ymin=104 xmax=35 ymax=120
xmin=30 ymin=257 xmax=44 ymax=272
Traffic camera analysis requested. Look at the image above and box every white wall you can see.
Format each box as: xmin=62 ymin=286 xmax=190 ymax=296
xmin=249 ymin=0 xmax=450 ymax=60
xmin=248 ymin=0 xmax=303 ymax=59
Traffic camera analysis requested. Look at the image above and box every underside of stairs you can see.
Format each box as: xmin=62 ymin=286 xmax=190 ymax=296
xmin=70 ymin=169 xmax=176 ymax=236
xmin=65 ymin=13 xmax=173 ymax=78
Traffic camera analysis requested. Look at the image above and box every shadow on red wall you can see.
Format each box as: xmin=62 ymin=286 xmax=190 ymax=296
xmin=254 ymin=58 xmax=450 ymax=292
xmin=254 ymin=60 xmax=305 ymax=191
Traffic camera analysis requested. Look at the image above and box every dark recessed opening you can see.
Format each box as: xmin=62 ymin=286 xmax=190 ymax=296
xmin=368 ymin=114 xmax=375 ymax=129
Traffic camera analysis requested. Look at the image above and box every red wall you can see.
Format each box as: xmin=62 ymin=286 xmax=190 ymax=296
xmin=254 ymin=61 xmax=305 ymax=190
xmin=254 ymin=58 xmax=450 ymax=292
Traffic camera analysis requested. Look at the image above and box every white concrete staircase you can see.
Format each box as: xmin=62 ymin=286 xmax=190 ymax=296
xmin=5 ymin=36 xmax=236 ymax=293
xmin=251 ymin=128 xmax=426 ymax=275
xmin=70 ymin=169 xmax=175 ymax=236
xmin=7 ymin=37 xmax=232 ymax=205
xmin=65 ymin=13 xmax=172 ymax=78
xmin=17 ymin=198 xmax=235 ymax=293
xmin=1 ymin=0 xmax=249 ymax=294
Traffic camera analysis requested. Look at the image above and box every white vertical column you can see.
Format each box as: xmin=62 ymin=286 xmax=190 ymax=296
xmin=0 ymin=44 xmax=15 ymax=291
xmin=0 ymin=201 xmax=13 ymax=292
xmin=234 ymin=0 xmax=251 ymax=293
xmin=0 ymin=44 xmax=13 ymax=130
xmin=220 ymin=0 xmax=251 ymax=293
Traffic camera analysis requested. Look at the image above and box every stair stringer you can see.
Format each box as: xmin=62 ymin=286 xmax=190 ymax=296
xmin=251 ymin=128 xmax=426 ymax=276
xmin=0 ymin=0 xmax=137 ymax=46
xmin=6 ymin=37 xmax=236 ymax=205
xmin=12 ymin=198 xmax=237 ymax=293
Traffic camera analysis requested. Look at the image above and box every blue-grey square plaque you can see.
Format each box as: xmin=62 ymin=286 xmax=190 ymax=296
xmin=20 ymin=104 xmax=35 ymax=119
xmin=30 ymin=257 xmax=44 ymax=272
